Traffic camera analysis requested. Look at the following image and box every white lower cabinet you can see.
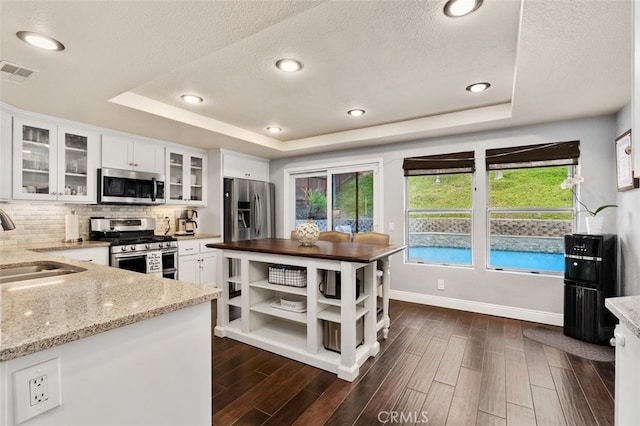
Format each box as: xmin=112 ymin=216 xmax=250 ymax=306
xmin=44 ymin=247 xmax=109 ymax=266
xmin=178 ymin=238 xmax=221 ymax=286
xmin=614 ymin=322 xmax=640 ymax=425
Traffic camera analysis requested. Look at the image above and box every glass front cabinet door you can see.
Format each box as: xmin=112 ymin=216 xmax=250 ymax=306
xmin=13 ymin=117 xmax=99 ymax=202
xmin=168 ymin=151 xmax=186 ymax=202
xmin=57 ymin=126 xmax=99 ymax=202
xmin=166 ymin=149 xmax=206 ymax=205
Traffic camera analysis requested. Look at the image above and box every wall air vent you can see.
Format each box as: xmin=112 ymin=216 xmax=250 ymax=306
xmin=0 ymin=60 xmax=38 ymax=83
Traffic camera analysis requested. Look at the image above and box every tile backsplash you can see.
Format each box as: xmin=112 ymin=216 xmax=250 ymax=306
xmin=0 ymin=202 xmax=191 ymax=248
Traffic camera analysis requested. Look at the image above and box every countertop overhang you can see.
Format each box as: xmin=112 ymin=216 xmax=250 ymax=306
xmin=0 ymin=248 xmax=221 ymax=361
xmin=606 ymin=295 xmax=640 ymax=338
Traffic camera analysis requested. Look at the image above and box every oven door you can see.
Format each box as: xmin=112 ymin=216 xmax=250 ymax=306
xmin=162 ymin=249 xmax=177 ymax=280
xmin=111 ymin=251 xmax=148 ymax=274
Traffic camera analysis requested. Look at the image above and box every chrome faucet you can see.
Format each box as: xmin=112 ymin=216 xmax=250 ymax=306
xmin=0 ymin=208 xmax=16 ymax=231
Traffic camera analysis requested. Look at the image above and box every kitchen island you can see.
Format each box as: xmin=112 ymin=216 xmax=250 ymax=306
xmin=0 ymin=248 xmax=221 ymax=426
xmin=208 ymin=238 xmax=405 ymax=381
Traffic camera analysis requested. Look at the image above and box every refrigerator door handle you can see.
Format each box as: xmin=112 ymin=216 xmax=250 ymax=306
xmin=254 ymin=193 xmax=261 ymax=236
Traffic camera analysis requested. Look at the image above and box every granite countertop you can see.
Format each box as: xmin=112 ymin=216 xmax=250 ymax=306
xmin=172 ymin=233 xmax=222 ymax=240
xmin=605 ymin=296 xmax=640 ymax=338
xmin=0 ymin=248 xmax=222 ymax=361
xmin=28 ymin=240 xmax=111 ymax=252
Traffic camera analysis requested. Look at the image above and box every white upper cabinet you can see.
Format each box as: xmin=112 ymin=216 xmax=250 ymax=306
xmin=102 ymin=134 xmax=165 ymax=175
xmin=12 ymin=117 xmax=99 ymax=202
xmin=166 ymin=148 xmax=207 ymax=205
xmin=222 ymin=151 xmax=269 ymax=182
xmin=0 ymin=109 xmax=12 ymax=200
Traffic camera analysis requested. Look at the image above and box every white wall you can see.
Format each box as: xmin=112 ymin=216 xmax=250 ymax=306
xmin=619 ymin=3 xmax=640 ymax=297
xmin=616 ymin=102 xmax=640 ymax=296
xmin=270 ymin=115 xmax=618 ymax=323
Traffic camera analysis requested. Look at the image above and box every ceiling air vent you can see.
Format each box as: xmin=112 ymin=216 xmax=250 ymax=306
xmin=0 ymin=61 xmax=38 ymax=83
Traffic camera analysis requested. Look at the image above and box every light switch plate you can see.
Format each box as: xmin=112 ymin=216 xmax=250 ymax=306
xmin=13 ymin=358 xmax=62 ymax=423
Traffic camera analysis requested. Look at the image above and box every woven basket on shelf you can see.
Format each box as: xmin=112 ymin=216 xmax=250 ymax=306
xmin=268 ymin=265 xmax=307 ymax=287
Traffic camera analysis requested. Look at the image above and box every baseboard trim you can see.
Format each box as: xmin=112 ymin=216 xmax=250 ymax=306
xmin=389 ymin=289 xmax=563 ymax=326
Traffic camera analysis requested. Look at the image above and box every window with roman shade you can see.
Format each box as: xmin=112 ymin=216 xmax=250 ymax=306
xmin=485 ymin=141 xmax=579 ymax=273
xmin=404 ymin=151 xmax=476 ymax=266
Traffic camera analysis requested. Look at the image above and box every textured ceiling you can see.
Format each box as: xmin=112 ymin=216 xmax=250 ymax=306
xmin=0 ymin=0 xmax=632 ymax=159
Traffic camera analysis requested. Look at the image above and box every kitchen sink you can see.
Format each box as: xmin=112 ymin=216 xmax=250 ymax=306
xmin=0 ymin=261 xmax=86 ymax=284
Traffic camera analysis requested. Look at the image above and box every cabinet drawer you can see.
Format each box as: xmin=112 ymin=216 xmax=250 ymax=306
xmin=178 ymin=240 xmax=199 ymax=256
xmin=46 ymin=247 xmax=109 ymax=265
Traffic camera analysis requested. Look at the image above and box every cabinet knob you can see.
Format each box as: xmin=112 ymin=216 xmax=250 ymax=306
xmin=134 ymin=163 xmax=139 ymax=167
xmin=51 ymin=191 xmax=56 ymax=195
xmin=610 ymin=331 xmax=625 ymax=347
xmin=59 ymin=192 xmax=63 ymax=195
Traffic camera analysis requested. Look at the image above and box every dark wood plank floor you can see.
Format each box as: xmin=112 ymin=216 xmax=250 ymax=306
xmin=211 ymin=300 xmax=614 ymax=425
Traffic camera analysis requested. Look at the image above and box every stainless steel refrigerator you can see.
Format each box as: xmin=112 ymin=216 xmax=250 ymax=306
xmin=223 ymin=178 xmax=275 ymax=242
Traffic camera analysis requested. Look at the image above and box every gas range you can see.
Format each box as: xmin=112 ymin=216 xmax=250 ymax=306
xmin=90 ymin=217 xmax=178 ymax=278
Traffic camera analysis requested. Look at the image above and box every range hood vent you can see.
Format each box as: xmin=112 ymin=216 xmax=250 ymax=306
xmin=0 ymin=60 xmax=38 ymax=83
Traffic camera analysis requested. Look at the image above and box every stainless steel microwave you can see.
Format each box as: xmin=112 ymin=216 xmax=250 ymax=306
xmin=98 ymin=168 xmax=165 ymax=205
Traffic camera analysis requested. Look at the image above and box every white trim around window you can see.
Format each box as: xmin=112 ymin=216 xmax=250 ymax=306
xmin=283 ymin=157 xmax=384 ymax=236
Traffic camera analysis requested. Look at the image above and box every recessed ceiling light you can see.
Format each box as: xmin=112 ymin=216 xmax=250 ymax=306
xmin=180 ymin=94 xmax=203 ymax=104
xmin=444 ymin=0 xmax=483 ymax=17
xmin=466 ymin=82 xmax=491 ymax=93
xmin=16 ymin=31 xmax=65 ymax=51
xmin=275 ymin=59 xmax=303 ymax=72
xmin=266 ymin=126 xmax=282 ymax=133
xmin=347 ymin=109 xmax=366 ymax=116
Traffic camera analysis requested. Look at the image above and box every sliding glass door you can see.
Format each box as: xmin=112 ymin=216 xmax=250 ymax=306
xmin=294 ymin=173 xmax=328 ymax=230
xmin=289 ymin=162 xmax=380 ymax=236
xmin=332 ymin=170 xmax=374 ymax=234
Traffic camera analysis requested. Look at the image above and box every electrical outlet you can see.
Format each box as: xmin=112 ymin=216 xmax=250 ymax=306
xmin=29 ymin=375 xmax=49 ymax=406
xmin=388 ymin=222 xmax=395 ymax=231
xmin=437 ymin=279 xmax=445 ymax=290
xmin=13 ymin=358 xmax=62 ymax=423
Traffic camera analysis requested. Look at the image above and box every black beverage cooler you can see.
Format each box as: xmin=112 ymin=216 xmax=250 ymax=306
xmin=563 ymin=234 xmax=617 ymax=345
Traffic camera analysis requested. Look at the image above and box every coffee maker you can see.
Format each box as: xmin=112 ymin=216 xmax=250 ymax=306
xmin=175 ymin=209 xmax=198 ymax=235
xmin=185 ymin=209 xmax=198 ymax=234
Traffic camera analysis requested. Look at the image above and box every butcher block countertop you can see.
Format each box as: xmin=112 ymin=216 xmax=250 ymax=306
xmin=0 ymin=248 xmax=221 ymax=361
xmin=208 ymin=238 xmax=405 ymax=262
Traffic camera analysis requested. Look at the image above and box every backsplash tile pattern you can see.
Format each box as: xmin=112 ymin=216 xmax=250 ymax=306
xmin=0 ymin=202 xmax=190 ymax=248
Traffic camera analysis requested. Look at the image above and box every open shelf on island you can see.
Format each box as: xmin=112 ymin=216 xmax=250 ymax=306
xmin=228 ymin=295 xmax=242 ymax=307
xmin=250 ymin=298 xmax=307 ymax=324
xmin=317 ymin=305 xmax=367 ymax=323
xmin=250 ymin=279 xmax=307 ymax=296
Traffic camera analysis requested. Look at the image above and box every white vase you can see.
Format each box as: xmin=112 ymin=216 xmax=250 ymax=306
xmin=296 ymin=221 xmax=320 ymax=246
xmin=584 ymin=216 xmax=604 ymax=234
